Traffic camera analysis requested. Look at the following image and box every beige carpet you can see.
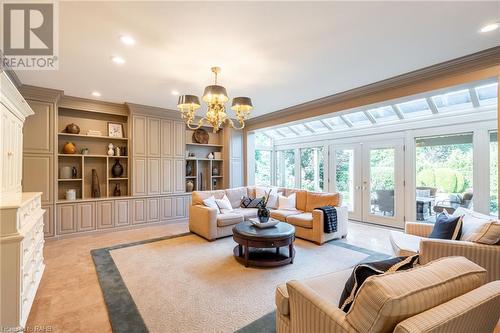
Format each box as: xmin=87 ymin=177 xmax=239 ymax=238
xmin=110 ymin=234 xmax=370 ymax=333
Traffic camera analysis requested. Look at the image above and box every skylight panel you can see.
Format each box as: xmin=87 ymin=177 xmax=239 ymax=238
xmin=396 ymin=98 xmax=432 ymax=118
xmin=323 ymin=116 xmax=348 ymax=130
xmin=368 ymin=106 xmax=399 ymax=121
xmin=264 ymin=129 xmax=284 ymax=139
xmin=290 ymin=124 xmax=311 ymax=135
xmin=305 ymin=120 xmax=329 ymax=133
xmin=475 ymin=83 xmax=498 ymax=106
xmin=343 ymin=111 xmax=371 ymax=126
xmin=275 ymin=127 xmax=296 ymax=137
xmin=432 ymin=89 xmax=472 ymax=112
xmin=255 ymin=132 xmax=272 ymax=147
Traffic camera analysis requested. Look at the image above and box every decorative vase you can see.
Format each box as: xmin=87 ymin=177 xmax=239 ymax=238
xmin=113 ymin=184 xmax=121 ymax=196
xmin=212 ymin=166 xmax=219 ymax=176
xmin=66 ymin=189 xmax=76 ymax=201
xmin=65 ymin=123 xmax=80 ymax=134
xmin=91 ymin=169 xmax=101 ymax=198
xmin=207 ymin=152 xmax=214 ymax=159
xmin=186 ymin=180 xmax=194 ymax=192
xmin=59 ymin=166 xmax=72 ymax=179
xmin=71 ymin=166 xmax=78 ymax=178
xmin=107 ymin=143 xmax=114 ymax=156
xmin=114 ymin=146 xmax=121 ymax=156
xmin=257 ymin=205 xmax=270 ymax=223
xmin=81 ymin=148 xmax=89 ymax=155
xmin=62 ymin=142 xmax=77 ymax=154
xmin=186 ymin=162 xmax=193 ymax=176
xmin=112 ymin=159 xmax=124 ymax=177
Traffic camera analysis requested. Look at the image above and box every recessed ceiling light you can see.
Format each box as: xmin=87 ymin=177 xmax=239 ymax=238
xmin=120 ymin=35 xmax=135 ymax=46
xmin=171 ymin=90 xmax=179 ymax=96
xmin=111 ymin=56 xmax=125 ymax=65
xmin=91 ymin=91 xmax=101 ymax=97
xmin=480 ymin=22 xmax=499 ymax=33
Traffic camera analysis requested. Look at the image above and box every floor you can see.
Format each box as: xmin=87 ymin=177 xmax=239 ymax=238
xmin=25 ymin=221 xmax=393 ymax=332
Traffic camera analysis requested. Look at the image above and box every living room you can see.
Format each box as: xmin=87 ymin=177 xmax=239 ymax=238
xmin=1 ymin=1 xmax=499 ymax=333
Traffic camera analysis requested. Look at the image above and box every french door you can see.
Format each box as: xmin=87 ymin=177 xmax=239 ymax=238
xmin=331 ymin=139 xmax=405 ymax=228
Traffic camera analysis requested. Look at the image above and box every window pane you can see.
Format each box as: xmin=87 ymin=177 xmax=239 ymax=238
xmin=368 ymin=106 xmax=399 ymax=122
xmin=323 ymin=116 xmax=348 ymax=130
xmin=415 ymin=133 xmax=474 ymax=222
xmin=343 ymin=111 xmax=371 ymax=126
xmin=476 ymin=83 xmax=498 ymax=106
xmin=277 ymin=150 xmax=296 ymax=188
xmin=396 ymin=98 xmax=432 ymax=118
xmin=255 ymin=132 xmax=271 ymax=147
xmin=305 ymin=120 xmax=329 ymax=133
xmin=264 ymin=129 xmax=284 ymax=139
xmin=490 ymin=131 xmax=498 ymax=217
xmin=369 ymin=148 xmax=395 ymax=217
xmin=276 ymin=127 xmax=296 ymax=137
xmin=300 ymin=147 xmax=324 ymax=191
xmin=335 ymin=149 xmax=354 ymax=211
xmin=255 ymin=150 xmax=271 ymax=186
xmin=290 ymin=124 xmax=310 ymax=135
xmin=432 ymin=89 xmax=472 ymax=112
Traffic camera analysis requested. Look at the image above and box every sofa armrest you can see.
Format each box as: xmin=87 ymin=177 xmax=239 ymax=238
xmin=189 ymin=204 xmax=218 ymax=241
xmin=286 ymin=280 xmax=355 ymax=333
xmin=419 ymin=239 xmax=500 ymax=282
xmin=312 ymin=206 xmax=348 ymax=244
xmin=405 ymin=222 xmax=434 ymax=237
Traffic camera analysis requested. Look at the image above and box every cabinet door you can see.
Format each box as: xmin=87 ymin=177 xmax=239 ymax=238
xmin=133 ymin=158 xmax=147 ymax=196
xmin=148 ymin=197 xmax=160 ymax=222
xmin=77 ymin=202 xmax=96 ymax=231
xmin=173 ymin=159 xmax=185 ymax=193
xmin=161 ymin=158 xmax=172 ymax=194
xmin=97 ymin=201 xmax=114 ymax=229
xmin=57 ymin=204 xmax=77 ymax=234
xmin=161 ymin=119 xmax=173 ymax=157
xmin=24 ymin=100 xmax=53 ymax=153
xmin=114 ymin=199 xmax=131 ymax=226
xmin=160 ymin=197 xmax=173 ymax=220
xmin=148 ymin=118 xmax=161 ymax=157
xmin=132 ymin=198 xmax=147 ymax=224
xmin=133 ymin=115 xmax=147 ymax=156
xmin=148 ymin=158 xmax=161 ymax=195
xmin=23 ymin=154 xmax=52 ymax=204
xmin=11 ymin=119 xmax=23 ymax=192
xmin=173 ymin=121 xmax=185 ymax=158
xmin=42 ymin=205 xmax=54 ymax=237
xmin=174 ymin=196 xmax=186 ymax=218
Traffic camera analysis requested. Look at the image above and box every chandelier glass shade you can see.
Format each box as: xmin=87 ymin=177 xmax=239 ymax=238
xmin=177 ymin=67 xmax=252 ymax=132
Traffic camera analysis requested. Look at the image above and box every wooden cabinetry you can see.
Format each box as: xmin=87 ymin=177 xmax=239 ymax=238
xmin=148 ymin=158 xmax=161 ymax=195
xmin=174 ymin=159 xmax=185 ymax=193
xmin=97 ymin=201 xmax=114 ymax=229
xmin=174 ymin=121 xmax=185 ymax=157
xmin=1 ymin=105 xmax=24 ymax=195
xmin=114 ymin=199 xmax=131 ymax=226
xmin=161 ymin=120 xmax=173 ymax=157
xmin=132 ymin=198 xmax=147 ymax=224
xmin=160 ymin=196 xmax=173 ymax=220
xmin=42 ymin=205 xmax=54 ymax=237
xmin=133 ymin=115 xmax=147 ymax=156
xmin=76 ymin=202 xmax=95 ymax=232
xmin=148 ymin=118 xmax=161 ymax=157
xmin=23 ymin=154 xmax=53 ymax=204
xmin=57 ymin=203 xmax=77 ymax=234
xmin=133 ymin=158 xmax=147 ymax=196
xmin=161 ymin=158 xmax=172 ymax=194
xmin=147 ymin=197 xmax=160 ymax=222
xmin=23 ymin=100 xmax=53 ymax=154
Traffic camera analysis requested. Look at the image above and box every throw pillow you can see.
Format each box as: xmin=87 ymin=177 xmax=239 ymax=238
xmin=468 ymin=221 xmax=500 ymax=244
xmin=240 ymin=197 xmax=263 ymax=208
xmin=453 ymin=208 xmax=496 ymax=241
xmin=267 ymin=192 xmax=283 ymax=209
xmin=278 ymin=193 xmax=296 ymax=211
xmin=339 ymin=255 xmax=419 ymax=313
xmin=429 ymin=212 xmax=462 ymax=240
xmin=216 ymin=195 xmax=233 ymax=214
xmin=203 ymin=196 xmax=220 ymax=213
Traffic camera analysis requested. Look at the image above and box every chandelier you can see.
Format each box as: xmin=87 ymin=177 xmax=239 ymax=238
xmin=177 ymin=67 xmax=253 ymax=132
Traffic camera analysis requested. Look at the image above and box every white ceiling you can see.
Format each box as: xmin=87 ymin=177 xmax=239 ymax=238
xmin=15 ymin=1 xmax=500 ymax=118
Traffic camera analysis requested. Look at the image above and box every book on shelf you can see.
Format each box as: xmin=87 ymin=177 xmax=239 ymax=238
xmin=86 ymin=130 xmax=102 ymax=136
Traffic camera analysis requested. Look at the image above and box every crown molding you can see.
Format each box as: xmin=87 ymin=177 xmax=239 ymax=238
xmin=0 ymin=51 xmax=22 ymax=88
xmin=246 ymin=46 xmax=500 ymax=129
xmin=59 ymin=95 xmax=128 ymax=116
xmin=126 ymin=102 xmax=181 ymax=120
xmin=19 ymin=84 xmax=63 ymax=103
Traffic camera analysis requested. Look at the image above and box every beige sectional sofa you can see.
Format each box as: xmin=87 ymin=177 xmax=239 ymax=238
xmin=275 ymin=256 xmax=500 ymax=333
xmin=189 ymin=186 xmax=348 ymax=244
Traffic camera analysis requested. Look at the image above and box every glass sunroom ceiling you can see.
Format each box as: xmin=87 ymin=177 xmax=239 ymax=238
xmin=396 ymin=98 xmax=433 ymax=118
xmin=264 ymin=129 xmax=284 ymax=139
xmin=432 ymin=89 xmax=472 ymax=112
xmin=275 ymin=127 xmax=296 ymax=137
xmin=305 ymin=120 xmax=329 ymax=133
xmin=343 ymin=111 xmax=372 ymax=126
xmin=476 ymin=83 xmax=498 ymax=106
xmin=290 ymin=124 xmax=311 ymax=134
xmin=324 ymin=116 xmax=348 ymax=130
xmin=368 ymin=106 xmax=399 ymax=121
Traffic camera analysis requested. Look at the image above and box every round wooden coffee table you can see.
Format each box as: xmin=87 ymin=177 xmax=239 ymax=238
xmin=232 ymin=220 xmax=295 ymax=267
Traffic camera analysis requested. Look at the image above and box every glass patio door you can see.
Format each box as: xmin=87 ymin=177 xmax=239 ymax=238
xmin=362 ymin=140 xmax=405 ymax=227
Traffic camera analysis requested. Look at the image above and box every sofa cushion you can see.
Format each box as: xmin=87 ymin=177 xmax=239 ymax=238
xmin=232 ymin=208 xmax=258 ymax=220
xmin=305 ymin=191 xmax=341 ymax=212
xmin=278 ymin=193 xmax=296 ymax=210
xmin=225 ymin=187 xmax=248 ymax=209
xmin=346 ymin=256 xmax=486 ymax=333
xmin=453 ymin=207 xmax=496 ymax=241
xmin=286 ymin=213 xmax=313 ymax=229
xmin=271 ymin=209 xmax=303 ymax=221
xmin=192 ymin=190 xmax=226 ymax=205
xmin=284 ymin=189 xmax=307 ymax=211
xmin=429 ymin=212 xmax=462 ymax=240
xmin=469 ymin=221 xmax=500 ymax=245
xmin=389 ymin=230 xmax=422 ymax=257
xmin=216 ymin=213 xmax=244 ymax=227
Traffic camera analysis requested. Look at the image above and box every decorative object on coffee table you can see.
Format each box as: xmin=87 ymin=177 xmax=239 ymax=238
xmin=62 ymin=142 xmax=77 ymax=154
xmin=112 ymin=159 xmax=124 ymax=177
xmin=193 ymin=128 xmax=209 ymax=144
xmin=113 ymin=184 xmax=121 ymax=196
xmin=249 ymin=217 xmax=279 ymax=229
xmin=232 ymin=221 xmax=295 ymax=267
xmin=65 ymin=123 xmax=80 ymax=134
xmin=91 ymin=169 xmax=101 ymax=198
xmin=257 ymin=192 xmax=270 ymax=222
xmin=108 ymin=122 xmax=124 ymax=138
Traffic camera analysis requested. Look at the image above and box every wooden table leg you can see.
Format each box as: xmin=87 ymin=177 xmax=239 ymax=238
xmin=289 ymin=243 xmax=294 ymax=264
xmin=276 ymin=247 xmax=279 ymax=255
xmin=244 ymin=245 xmax=249 ymax=267
xmin=238 ymin=244 xmax=243 ymax=257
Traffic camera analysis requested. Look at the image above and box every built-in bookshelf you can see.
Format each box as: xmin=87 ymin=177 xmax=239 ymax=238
xmin=57 ymin=107 xmax=129 ymax=202
xmin=185 ymin=125 xmax=224 ymax=191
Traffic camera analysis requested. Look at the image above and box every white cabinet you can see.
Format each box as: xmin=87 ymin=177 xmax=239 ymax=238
xmin=133 ymin=158 xmax=147 ymax=196
xmin=132 ymin=198 xmax=147 ymax=224
xmin=161 ymin=119 xmax=173 ymax=157
xmin=160 ymin=196 xmax=173 ymax=220
xmin=148 ymin=118 xmax=161 ymax=157
xmin=76 ymin=202 xmax=96 ymax=232
xmin=114 ymin=200 xmax=131 ymax=226
xmin=133 ymin=115 xmax=147 ymax=156
xmin=148 ymin=197 xmax=160 ymax=222
xmin=174 ymin=195 xmax=187 ymax=218
xmin=57 ymin=203 xmax=77 ymax=234
xmin=97 ymin=201 xmax=114 ymax=229
xmin=42 ymin=205 xmax=54 ymax=237
xmin=173 ymin=121 xmax=185 ymax=158
xmin=174 ymin=159 xmax=185 ymax=193
xmin=1 ymin=106 xmax=23 ymax=195
xmin=161 ymin=158 xmax=172 ymax=194
xmin=148 ymin=158 xmax=161 ymax=195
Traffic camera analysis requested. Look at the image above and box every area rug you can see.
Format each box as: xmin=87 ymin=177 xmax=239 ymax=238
xmin=91 ymin=233 xmax=388 ymax=333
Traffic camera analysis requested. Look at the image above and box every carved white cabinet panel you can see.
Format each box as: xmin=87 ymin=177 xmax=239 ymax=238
xmin=147 ymin=197 xmax=160 ymax=222
xmin=147 ymin=117 xmax=161 ymax=157
xmin=57 ymin=203 xmax=77 ymax=234
xmin=132 ymin=198 xmax=147 ymax=224
xmin=97 ymin=201 xmax=114 ymax=229
xmin=174 ymin=196 xmax=186 ymax=218
xmin=173 ymin=121 xmax=185 ymax=158
xmin=161 ymin=119 xmax=173 ymax=157
xmin=114 ymin=199 xmax=131 ymax=226
xmin=22 ymin=154 xmax=52 ymax=204
xmin=42 ymin=204 xmax=54 ymax=237
xmin=76 ymin=202 xmax=95 ymax=232
xmin=23 ymin=100 xmax=53 ymax=154
xmin=173 ymin=159 xmax=185 ymax=193
xmin=133 ymin=115 xmax=147 ymax=156
xmin=161 ymin=158 xmax=172 ymax=194
xmin=133 ymin=158 xmax=147 ymax=196
xmin=148 ymin=158 xmax=161 ymax=195
xmin=160 ymin=196 xmax=173 ymax=220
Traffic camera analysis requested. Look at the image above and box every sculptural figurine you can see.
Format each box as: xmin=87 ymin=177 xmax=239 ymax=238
xmin=91 ymin=169 xmax=101 ymax=198
xmin=107 ymin=143 xmax=114 ymax=156
xmin=113 ymin=183 xmax=121 ymax=196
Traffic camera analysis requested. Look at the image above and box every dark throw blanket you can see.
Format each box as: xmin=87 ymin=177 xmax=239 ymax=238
xmin=315 ymin=206 xmax=338 ymax=233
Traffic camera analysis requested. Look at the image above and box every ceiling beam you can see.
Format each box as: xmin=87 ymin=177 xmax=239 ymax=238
xmin=339 ymin=115 xmax=353 ymax=127
xmin=320 ymin=119 xmax=334 ymax=130
xmin=469 ymin=88 xmax=481 ymax=107
xmin=426 ymin=97 xmax=439 ymax=114
xmin=363 ymin=110 xmax=377 ymax=124
xmin=392 ymin=105 xmax=405 ymax=119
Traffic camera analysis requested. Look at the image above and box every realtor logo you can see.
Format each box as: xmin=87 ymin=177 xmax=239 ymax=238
xmin=1 ymin=1 xmax=59 ymax=70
